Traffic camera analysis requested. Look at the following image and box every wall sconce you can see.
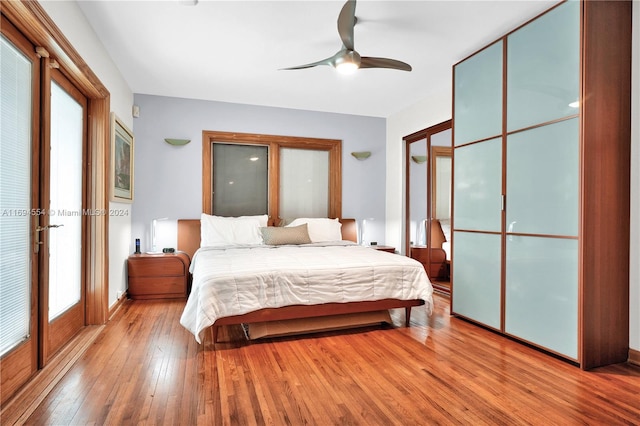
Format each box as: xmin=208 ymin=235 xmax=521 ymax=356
xmin=411 ymin=155 xmax=427 ymax=164
xmin=351 ymin=151 xmax=371 ymax=160
xmin=164 ymin=138 xmax=191 ymax=146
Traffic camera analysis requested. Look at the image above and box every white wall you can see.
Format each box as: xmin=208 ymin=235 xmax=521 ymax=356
xmin=38 ymin=1 xmax=134 ymax=310
xmin=130 ymin=95 xmax=387 ymax=253
xmin=385 ymin=92 xmax=452 ymax=254
xmin=386 ymin=4 xmax=640 ymax=353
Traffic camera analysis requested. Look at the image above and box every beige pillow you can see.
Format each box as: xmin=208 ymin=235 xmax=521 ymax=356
xmin=261 ymin=224 xmax=312 ymax=245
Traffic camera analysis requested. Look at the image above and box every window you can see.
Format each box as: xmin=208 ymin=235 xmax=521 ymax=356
xmin=203 ymin=131 xmax=342 ymax=222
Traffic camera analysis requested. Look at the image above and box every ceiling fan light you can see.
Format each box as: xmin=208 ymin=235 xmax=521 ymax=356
xmin=335 ymin=61 xmax=359 ymax=74
xmin=334 ymin=50 xmax=361 ymax=74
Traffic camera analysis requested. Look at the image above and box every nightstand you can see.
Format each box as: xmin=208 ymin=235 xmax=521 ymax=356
xmin=371 ymin=245 xmax=396 ymax=253
xmin=127 ymin=252 xmax=190 ymax=300
xmin=410 ymin=246 xmax=448 ymax=280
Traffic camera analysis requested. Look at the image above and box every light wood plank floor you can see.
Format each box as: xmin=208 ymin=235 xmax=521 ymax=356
xmin=14 ymin=294 xmax=640 ymax=425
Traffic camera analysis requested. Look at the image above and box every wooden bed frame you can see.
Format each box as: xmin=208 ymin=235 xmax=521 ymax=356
xmin=177 ymin=218 xmax=425 ymax=343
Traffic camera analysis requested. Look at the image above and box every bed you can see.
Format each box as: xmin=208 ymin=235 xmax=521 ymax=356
xmin=178 ymin=215 xmax=433 ymax=344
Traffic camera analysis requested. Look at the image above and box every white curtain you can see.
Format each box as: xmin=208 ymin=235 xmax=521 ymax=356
xmin=279 ymin=148 xmax=329 ymax=218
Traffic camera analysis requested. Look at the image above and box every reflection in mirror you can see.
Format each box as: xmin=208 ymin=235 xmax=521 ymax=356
xmin=405 ymin=120 xmax=452 ymax=294
xmin=431 ymin=142 xmax=452 ymax=261
xmin=409 ymin=138 xmax=427 ymax=246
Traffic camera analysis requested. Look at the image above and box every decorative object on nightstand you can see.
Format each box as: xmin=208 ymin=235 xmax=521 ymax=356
xmin=149 ymin=217 xmax=169 ymax=253
xmin=127 ymin=252 xmax=190 ymax=299
xmin=359 ymin=217 xmax=375 ymax=246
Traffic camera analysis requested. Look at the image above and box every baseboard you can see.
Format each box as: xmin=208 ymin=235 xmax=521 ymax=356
xmin=0 ymin=325 xmax=104 ymax=424
xmin=108 ymin=291 xmax=128 ymax=320
xmin=629 ymin=348 xmax=640 ymax=367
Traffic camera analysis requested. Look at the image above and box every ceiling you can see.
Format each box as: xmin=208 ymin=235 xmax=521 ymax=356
xmin=76 ymin=0 xmax=557 ymax=118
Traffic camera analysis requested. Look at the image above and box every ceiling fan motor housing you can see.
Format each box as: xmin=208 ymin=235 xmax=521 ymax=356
xmin=334 ymin=49 xmax=362 ymax=69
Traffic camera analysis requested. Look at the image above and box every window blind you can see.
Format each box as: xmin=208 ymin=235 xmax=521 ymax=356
xmin=0 ymin=36 xmax=33 ymax=356
xmin=213 ymin=144 xmax=268 ymax=217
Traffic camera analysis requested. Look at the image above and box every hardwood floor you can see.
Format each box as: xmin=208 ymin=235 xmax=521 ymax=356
xmin=8 ymin=294 xmax=640 ymax=425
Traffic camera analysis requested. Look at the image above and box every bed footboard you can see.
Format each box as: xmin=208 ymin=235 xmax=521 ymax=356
xmin=210 ymin=298 xmax=425 ymax=343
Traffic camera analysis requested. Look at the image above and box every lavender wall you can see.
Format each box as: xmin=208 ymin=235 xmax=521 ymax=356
xmin=131 ymin=94 xmax=387 ymax=251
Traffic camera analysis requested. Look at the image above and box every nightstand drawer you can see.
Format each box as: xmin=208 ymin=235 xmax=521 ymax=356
xmin=128 ymin=256 xmax=186 ymax=277
xmin=410 ymin=246 xmax=429 ymax=262
xmin=127 ymin=252 xmax=190 ymax=300
xmin=128 ymin=277 xmax=186 ymax=299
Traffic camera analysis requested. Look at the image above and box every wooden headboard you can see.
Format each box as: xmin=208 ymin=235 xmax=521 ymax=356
xmin=177 ymin=218 xmax=358 ymax=260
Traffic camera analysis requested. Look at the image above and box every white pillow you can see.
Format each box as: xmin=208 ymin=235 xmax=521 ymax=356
xmin=286 ymin=218 xmax=342 ymax=243
xmin=200 ymin=213 xmax=265 ymax=247
xmin=201 ymin=213 xmax=268 ymax=227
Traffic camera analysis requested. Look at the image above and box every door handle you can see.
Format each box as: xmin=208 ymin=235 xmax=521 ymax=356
xmin=36 ymin=224 xmax=64 ymax=232
xmin=34 ymin=224 xmax=63 ymax=253
xmin=507 ymin=221 xmax=516 ymax=242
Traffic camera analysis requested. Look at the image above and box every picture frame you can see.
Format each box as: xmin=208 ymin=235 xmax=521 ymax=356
xmin=110 ymin=113 xmax=134 ymax=203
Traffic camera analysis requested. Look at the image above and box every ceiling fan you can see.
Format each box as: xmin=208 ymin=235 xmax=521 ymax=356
xmin=281 ymin=0 xmax=412 ymax=74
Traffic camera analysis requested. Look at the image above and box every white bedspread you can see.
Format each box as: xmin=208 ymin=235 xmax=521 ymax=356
xmin=180 ymin=242 xmax=433 ymax=343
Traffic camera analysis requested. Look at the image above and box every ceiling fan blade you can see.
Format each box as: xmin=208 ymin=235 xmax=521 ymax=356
xmin=337 ymin=0 xmax=357 ymax=51
xmin=279 ymin=56 xmax=335 ymax=70
xmin=360 ymin=56 xmax=412 ymax=72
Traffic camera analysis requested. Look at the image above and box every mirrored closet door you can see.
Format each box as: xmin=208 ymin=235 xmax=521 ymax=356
xmin=405 ymin=120 xmax=451 ymax=293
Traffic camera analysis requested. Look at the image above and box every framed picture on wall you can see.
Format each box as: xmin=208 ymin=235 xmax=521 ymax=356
xmin=110 ymin=113 xmax=134 ymax=203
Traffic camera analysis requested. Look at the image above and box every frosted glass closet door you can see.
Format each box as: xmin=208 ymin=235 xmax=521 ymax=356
xmin=505 ymin=237 xmax=578 ymax=359
xmin=453 ymin=137 xmax=502 ymax=232
xmin=454 ymin=41 xmax=502 ymax=146
xmin=504 ymin=120 xmax=579 ymax=358
xmin=452 ymin=232 xmax=501 ymax=329
xmin=507 ymin=0 xmax=579 ymax=132
xmin=506 ymin=118 xmax=579 ymax=236
xmin=452 ymin=137 xmax=502 ymax=327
